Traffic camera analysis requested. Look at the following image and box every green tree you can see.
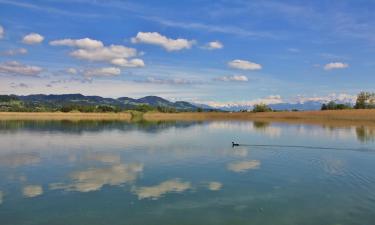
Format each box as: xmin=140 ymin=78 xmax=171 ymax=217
xmin=252 ymin=103 xmax=272 ymax=112
xmin=355 ymin=92 xmax=375 ymax=109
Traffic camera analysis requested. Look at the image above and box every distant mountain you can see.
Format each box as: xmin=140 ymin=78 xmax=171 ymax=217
xmin=213 ymin=100 xmax=355 ymax=111
xmin=4 ymin=94 xmax=205 ymax=111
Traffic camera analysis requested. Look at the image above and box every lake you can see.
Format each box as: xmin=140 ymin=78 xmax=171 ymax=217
xmin=0 ymin=120 xmax=375 ymax=225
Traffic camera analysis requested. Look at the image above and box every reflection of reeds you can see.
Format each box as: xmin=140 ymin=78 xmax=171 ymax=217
xmin=356 ymin=126 xmax=375 ymax=143
xmin=0 ymin=112 xmax=132 ymax=121
xmin=143 ymin=110 xmax=375 ymax=125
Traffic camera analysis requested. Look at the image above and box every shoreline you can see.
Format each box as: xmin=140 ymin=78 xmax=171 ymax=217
xmin=0 ymin=110 xmax=375 ymax=126
xmin=0 ymin=112 xmax=132 ymax=121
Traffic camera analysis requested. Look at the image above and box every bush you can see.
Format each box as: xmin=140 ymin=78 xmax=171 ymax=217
xmin=321 ymin=101 xmax=352 ymax=110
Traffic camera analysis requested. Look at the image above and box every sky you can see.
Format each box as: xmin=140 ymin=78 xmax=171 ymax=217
xmin=0 ymin=0 xmax=375 ymax=107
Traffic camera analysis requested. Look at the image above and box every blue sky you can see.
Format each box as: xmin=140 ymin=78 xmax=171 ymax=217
xmin=0 ymin=0 xmax=375 ymax=107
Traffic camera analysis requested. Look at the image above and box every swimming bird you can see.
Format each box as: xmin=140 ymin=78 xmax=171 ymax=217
xmin=232 ymin=142 xmax=239 ymax=147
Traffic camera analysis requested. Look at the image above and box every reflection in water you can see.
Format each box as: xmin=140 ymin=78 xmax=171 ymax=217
xmin=0 ymin=120 xmax=375 ymax=224
xmin=227 ymin=160 xmax=261 ymax=173
xmin=322 ymin=158 xmax=346 ymax=175
xmin=0 ymin=153 xmax=40 ymax=168
xmin=207 ymin=182 xmax=222 ymax=191
xmin=133 ymin=179 xmax=191 ymax=200
xmin=22 ymin=185 xmax=43 ymax=198
xmin=356 ymin=126 xmax=375 ymax=143
xmin=85 ymin=153 xmax=121 ymax=164
xmin=50 ymin=163 xmax=143 ymax=193
xmin=232 ymin=147 xmax=248 ymax=157
xmin=0 ymin=120 xmax=201 ymax=134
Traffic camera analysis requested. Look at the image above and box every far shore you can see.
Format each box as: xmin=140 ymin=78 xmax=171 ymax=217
xmin=1 ymin=110 xmax=375 ymax=126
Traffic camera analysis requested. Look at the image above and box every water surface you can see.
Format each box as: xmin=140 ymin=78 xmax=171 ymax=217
xmin=0 ymin=120 xmax=375 ymax=225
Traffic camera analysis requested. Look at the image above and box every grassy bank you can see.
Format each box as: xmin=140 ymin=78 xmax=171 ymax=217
xmin=0 ymin=112 xmax=132 ymax=121
xmin=1 ymin=110 xmax=375 ymax=126
xmin=142 ymin=110 xmax=375 ymax=127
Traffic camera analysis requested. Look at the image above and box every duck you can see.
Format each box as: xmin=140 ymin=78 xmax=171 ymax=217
xmin=232 ymin=142 xmax=240 ymax=147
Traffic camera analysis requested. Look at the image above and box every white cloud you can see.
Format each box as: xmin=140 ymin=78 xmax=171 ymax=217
xmin=324 ymin=62 xmax=349 ymax=70
xmin=132 ymin=179 xmax=191 ymax=200
xmin=207 ymin=182 xmax=222 ymax=191
xmin=0 ymin=25 xmax=4 ymax=39
xmin=50 ymin=38 xmax=144 ymax=70
xmin=49 ymin=38 xmax=104 ymax=49
xmin=84 ymin=67 xmax=121 ymax=77
xmin=22 ymin=185 xmax=43 ymax=198
xmin=110 ymin=58 xmax=145 ymax=68
xmin=228 ymin=59 xmax=262 ymax=70
xmin=22 ymin=33 xmax=44 ymax=44
xmin=66 ymin=67 xmax=77 ymax=74
xmin=131 ymin=32 xmax=195 ymax=51
xmin=0 ymin=61 xmax=43 ymax=76
xmin=70 ymin=45 xmax=137 ymax=62
xmin=215 ymin=75 xmax=248 ymax=82
xmin=227 ymin=160 xmax=261 ymax=172
xmin=204 ymin=41 xmax=223 ymax=50
xmin=50 ymin=163 xmax=143 ymax=192
xmin=1 ymin=48 xmax=28 ymax=56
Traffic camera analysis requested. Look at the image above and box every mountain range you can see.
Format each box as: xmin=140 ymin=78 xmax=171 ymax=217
xmin=0 ymin=94 xmax=336 ymax=111
xmin=2 ymin=94 xmax=201 ymax=111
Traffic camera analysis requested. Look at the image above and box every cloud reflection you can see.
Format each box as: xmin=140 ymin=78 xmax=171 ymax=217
xmin=133 ymin=179 xmax=191 ymax=200
xmin=227 ymin=160 xmax=261 ymax=172
xmin=0 ymin=153 xmax=40 ymax=167
xmin=22 ymin=185 xmax=43 ymax=198
xmin=85 ymin=153 xmax=121 ymax=164
xmin=207 ymin=182 xmax=222 ymax=191
xmin=50 ymin=163 xmax=143 ymax=192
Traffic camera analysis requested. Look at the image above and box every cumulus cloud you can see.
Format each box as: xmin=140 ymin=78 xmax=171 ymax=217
xmin=0 ymin=25 xmax=4 ymax=39
xmin=227 ymin=160 xmax=261 ymax=172
xmin=228 ymin=59 xmax=262 ymax=70
xmin=131 ymin=32 xmax=195 ymax=51
xmin=204 ymin=41 xmax=223 ymax=50
xmin=324 ymin=62 xmax=349 ymax=70
xmin=50 ymin=38 xmax=103 ymax=49
xmin=84 ymin=67 xmax=121 ymax=77
xmin=0 ymin=61 xmax=43 ymax=76
xmin=110 ymin=58 xmax=145 ymax=68
xmin=50 ymin=163 xmax=143 ymax=192
xmin=1 ymin=48 xmax=27 ymax=56
xmin=71 ymin=45 xmax=137 ymax=61
xmin=0 ymin=153 xmax=40 ymax=167
xmin=22 ymin=33 xmax=44 ymax=44
xmin=22 ymin=185 xmax=43 ymax=198
xmin=132 ymin=179 xmax=191 ymax=200
xmin=215 ymin=75 xmax=248 ymax=82
xmin=207 ymin=182 xmax=222 ymax=191
xmin=50 ymin=37 xmax=144 ymax=70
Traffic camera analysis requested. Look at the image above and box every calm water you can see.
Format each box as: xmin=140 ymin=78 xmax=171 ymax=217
xmin=0 ymin=120 xmax=375 ymax=225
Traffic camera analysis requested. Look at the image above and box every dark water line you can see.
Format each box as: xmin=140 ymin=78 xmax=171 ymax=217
xmin=235 ymin=144 xmax=375 ymax=152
